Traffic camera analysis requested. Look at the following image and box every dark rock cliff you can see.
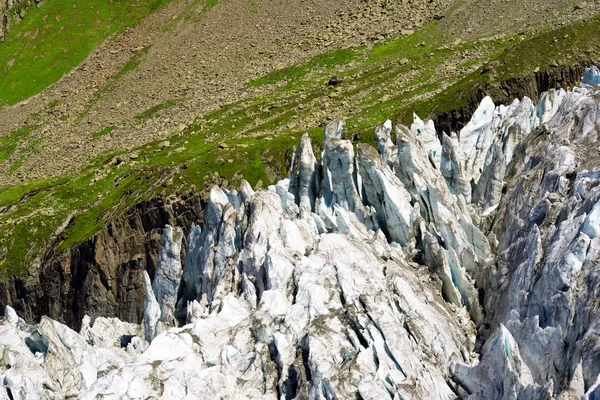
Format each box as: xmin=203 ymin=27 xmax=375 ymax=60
xmin=0 ymin=193 xmax=202 ymax=331
xmin=431 ymin=62 xmax=592 ymax=135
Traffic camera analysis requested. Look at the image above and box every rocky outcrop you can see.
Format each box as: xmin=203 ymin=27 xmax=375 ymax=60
xmin=432 ymin=63 xmax=591 ymax=135
xmin=0 ymin=193 xmax=201 ymax=331
xmin=0 ymin=0 xmax=42 ymax=42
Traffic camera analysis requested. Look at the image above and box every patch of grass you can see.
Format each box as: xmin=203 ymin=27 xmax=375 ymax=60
xmin=8 ymin=138 xmax=43 ymax=175
xmin=367 ymin=23 xmax=443 ymax=65
xmin=0 ymin=125 xmax=36 ymax=163
xmin=92 ymin=125 xmax=115 ymax=139
xmin=134 ymin=99 xmax=184 ymax=122
xmin=59 ymin=114 xmax=69 ymax=121
xmin=0 ymin=0 xmax=174 ymax=106
xmin=202 ymin=0 xmax=218 ymax=12
xmin=246 ymin=47 xmax=364 ymax=88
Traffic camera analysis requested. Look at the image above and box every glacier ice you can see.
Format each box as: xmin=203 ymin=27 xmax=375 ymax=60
xmin=582 ymin=65 xmax=600 ymax=87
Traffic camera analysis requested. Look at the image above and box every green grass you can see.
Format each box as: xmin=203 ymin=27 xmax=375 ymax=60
xmin=0 ymin=0 xmax=174 ymax=106
xmin=7 ymin=137 xmax=43 ymax=175
xmin=202 ymin=0 xmax=218 ymax=12
xmin=92 ymin=125 xmax=115 ymax=139
xmin=134 ymin=99 xmax=184 ymax=122
xmin=0 ymin=125 xmax=36 ymax=163
xmin=246 ymin=47 xmax=364 ymax=89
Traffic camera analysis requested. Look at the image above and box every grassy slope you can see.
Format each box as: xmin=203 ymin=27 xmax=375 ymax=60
xmin=0 ymin=0 xmax=173 ymax=106
xmin=0 ymin=13 xmax=599 ymax=276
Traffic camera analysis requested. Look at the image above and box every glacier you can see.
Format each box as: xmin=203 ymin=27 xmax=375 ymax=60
xmin=1 ymin=66 xmax=600 ymax=399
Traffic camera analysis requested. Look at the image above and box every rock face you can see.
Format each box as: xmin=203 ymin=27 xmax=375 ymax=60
xmin=1 ymin=66 xmax=600 ymax=399
xmin=0 ymin=194 xmax=202 ymax=331
xmin=0 ymin=0 xmax=42 ymax=42
xmin=431 ymin=63 xmax=589 ymax=136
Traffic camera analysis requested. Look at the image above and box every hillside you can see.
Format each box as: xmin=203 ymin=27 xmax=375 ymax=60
xmin=0 ymin=0 xmax=596 ymax=280
xmin=0 ymin=0 xmax=600 ymax=398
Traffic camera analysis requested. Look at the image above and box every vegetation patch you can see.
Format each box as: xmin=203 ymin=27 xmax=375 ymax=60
xmin=0 ymin=0 xmax=174 ymax=106
xmin=134 ymin=99 xmax=185 ymax=122
xmin=7 ymin=138 xmax=43 ymax=175
xmin=92 ymin=125 xmax=115 ymax=140
xmin=246 ymin=47 xmax=364 ymax=89
xmin=202 ymin=0 xmax=218 ymax=12
xmin=0 ymin=125 xmax=37 ymax=163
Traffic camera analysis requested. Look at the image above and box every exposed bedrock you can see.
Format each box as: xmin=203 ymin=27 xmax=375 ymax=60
xmin=0 ymin=193 xmax=202 ymax=331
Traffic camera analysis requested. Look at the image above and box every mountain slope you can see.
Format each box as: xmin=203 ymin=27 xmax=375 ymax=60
xmin=2 ymin=69 xmax=600 ymax=398
xmin=0 ymin=0 xmax=597 ymax=283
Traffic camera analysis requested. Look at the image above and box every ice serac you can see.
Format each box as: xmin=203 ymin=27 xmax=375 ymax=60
xmin=537 ymin=88 xmax=565 ymax=126
xmin=472 ymin=143 xmax=506 ymax=210
xmin=1 ymin=306 xmax=137 ymax=399
xmin=321 ymin=135 xmax=361 ymax=211
xmin=453 ymin=324 xmax=551 ymax=399
xmin=356 ymin=143 xmax=413 ymax=245
xmin=497 ymin=96 xmax=538 ymax=164
xmin=441 ymin=131 xmax=471 ymax=202
xmin=450 ymin=93 xmax=540 ymax=198
xmin=319 ymin=120 xmax=377 ymax=229
xmin=143 ymin=270 xmax=160 ymax=342
xmin=324 ymin=117 xmax=344 ymax=141
xmin=411 ymin=112 xmax=442 ymax=168
xmin=289 ymin=133 xmax=318 ymax=215
xmin=458 ymin=95 xmax=496 ymax=184
xmin=152 ymin=225 xmax=184 ymax=327
xmin=396 ymin=123 xmax=454 ymax=216
xmin=81 ymin=315 xmax=143 ymax=348
xmin=180 ymin=186 xmax=243 ymax=309
xmin=0 ymin=314 xmax=59 ymax=399
xmin=582 ymin=65 xmax=600 ymax=86
xmin=374 ymin=119 xmax=397 ymax=169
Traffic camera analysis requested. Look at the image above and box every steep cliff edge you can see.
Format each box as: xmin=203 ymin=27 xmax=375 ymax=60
xmin=0 ymin=193 xmax=201 ymax=331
